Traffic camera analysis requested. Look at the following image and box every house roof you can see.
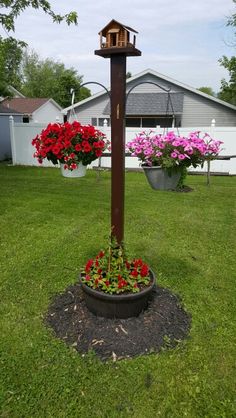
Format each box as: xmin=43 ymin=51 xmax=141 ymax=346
xmin=1 ymin=97 xmax=62 ymax=114
xmin=99 ymin=19 xmax=138 ymax=36
xmin=0 ymin=103 xmax=23 ymax=115
xmin=8 ymin=86 xmax=25 ymax=98
xmin=103 ymin=92 xmax=184 ymax=115
xmin=63 ymin=68 xmax=236 ymax=113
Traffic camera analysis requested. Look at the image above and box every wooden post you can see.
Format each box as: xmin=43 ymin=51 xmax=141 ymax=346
xmin=95 ymin=36 xmax=141 ymax=245
xmin=9 ymin=116 xmax=16 ymax=165
xmin=207 ymin=159 xmax=211 ymax=186
xmin=110 ymin=54 xmax=126 ymax=243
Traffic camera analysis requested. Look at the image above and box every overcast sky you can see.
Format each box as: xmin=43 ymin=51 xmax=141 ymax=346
xmin=1 ymin=0 xmax=235 ymax=94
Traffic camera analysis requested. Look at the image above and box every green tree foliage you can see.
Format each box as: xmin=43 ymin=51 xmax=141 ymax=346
xmin=126 ymin=72 xmax=132 ymax=79
xmin=218 ymin=1 xmax=236 ymax=105
xmin=218 ymin=56 xmax=236 ymax=105
xmin=21 ymin=51 xmax=90 ymax=108
xmin=0 ymin=1 xmax=78 ymax=100
xmin=0 ymin=1 xmax=77 ymax=32
xmin=197 ymin=87 xmax=216 ymax=97
xmin=227 ymin=0 xmax=236 ymax=41
xmin=0 ymin=36 xmax=25 ymax=96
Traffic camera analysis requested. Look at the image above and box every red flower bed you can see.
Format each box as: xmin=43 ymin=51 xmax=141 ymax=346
xmin=81 ymin=241 xmax=152 ymax=295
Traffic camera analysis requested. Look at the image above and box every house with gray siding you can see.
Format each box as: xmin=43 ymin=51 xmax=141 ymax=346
xmin=63 ymin=69 xmax=236 ymax=127
xmin=0 ymin=105 xmax=23 ymax=160
xmin=0 ymin=97 xmax=63 ymax=161
xmin=1 ymin=98 xmax=63 ymax=123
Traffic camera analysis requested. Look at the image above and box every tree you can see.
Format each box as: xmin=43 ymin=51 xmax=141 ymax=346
xmin=0 ymin=36 xmax=25 ymax=96
xmin=0 ymin=1 xmax=77 ymax=32
xmin=0 ymin=1 xmax=78 ymax=98
xmin=21 ymin=50 xmax=90 ymax=108
xmin=197 ymin=87 xmax=216 ymax=97
xmin=218 ymin=56 xmax=236 ymax=105
xmin=218 ymin=1 xmax=236 ymax=105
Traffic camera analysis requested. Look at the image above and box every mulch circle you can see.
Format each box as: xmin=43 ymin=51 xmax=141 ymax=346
xmin=175 ymin=185 xmax=194 ymax=193
xmin=45 ymin=284 xmax=191 ymax=362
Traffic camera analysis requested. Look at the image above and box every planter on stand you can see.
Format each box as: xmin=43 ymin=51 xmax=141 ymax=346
xmin=142 ymin=166 xmax=181 ymax=190
xmin=60 ymin=163 xmax=87 ymax=178
xmin=80 ymin=269 xmax=156 ymax=319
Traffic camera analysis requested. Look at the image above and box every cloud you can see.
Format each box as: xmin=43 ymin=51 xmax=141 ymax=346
xmin=0 ymin=0 xmax=234 ymax=92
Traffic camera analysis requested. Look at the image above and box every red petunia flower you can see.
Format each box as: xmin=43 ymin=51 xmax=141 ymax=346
xmin=118 ymin=279 xmax=128 ymax=288
xmin=85 ymin=259 xmax=94 ymax=273
xmin=83 ymin=144 xmax=92 ymax=153
xmin=75 ymin=144 xmax=82 ymax=151
xmin=134 ymin=258 xmax=143 ymax=269
xmin=131 ymin=269 xmax=138 ymax=278
xmin=95 ymin=150 xmax=102 ymax=157
xmin=70 ymin=163 xmax=77 ymax=170
xmin=125 ymin=261 xmax=130 ymax=269
xmin=140 ymin=264 xmax=149 ymax=277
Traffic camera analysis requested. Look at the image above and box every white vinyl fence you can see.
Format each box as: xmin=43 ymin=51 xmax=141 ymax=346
xmin=9 ymin=117 xmax=59 ymax=168
xmin=9 ymin=117 xmax=236 ymax=174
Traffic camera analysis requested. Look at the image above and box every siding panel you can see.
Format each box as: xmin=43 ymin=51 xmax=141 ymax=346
xmin=71 ymin=96 xmax=110 ymax=125
xmin=182 ymin=93 xmax=236 ymax=126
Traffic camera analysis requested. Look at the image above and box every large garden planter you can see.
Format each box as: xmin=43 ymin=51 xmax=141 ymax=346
xmin=142 ymin=166 xmax=181 ymax=190
xmin=60 ymin=163 xmax=86 ymax=178
xmin=80 ymin=269 xmax=156 ymax=319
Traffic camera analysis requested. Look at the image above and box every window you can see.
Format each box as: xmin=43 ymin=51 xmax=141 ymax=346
xmin=126 ymin=118 xmax=141 ymax=127
xmin=125 ymin=115 xmax=181 ymax=128
xmin=142 ymin=117 xmax=173 ymax=128
xmin=91 ymin=118 xmax=110 ymax=127
xmin=98 ymin=118 xmax=110 ymax=127
xmin=23 ymin=115 xmax=30 ymax=123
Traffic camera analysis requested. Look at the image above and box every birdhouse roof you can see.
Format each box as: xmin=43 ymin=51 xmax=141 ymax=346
xmin=99 ymin=19 xmax=138 ymax=36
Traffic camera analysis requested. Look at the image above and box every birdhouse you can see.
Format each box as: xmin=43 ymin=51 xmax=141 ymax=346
xmin=99 ymin=19 xmax=138 ymax=49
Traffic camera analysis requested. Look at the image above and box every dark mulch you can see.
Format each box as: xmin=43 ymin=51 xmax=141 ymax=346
xmin=45 ymin=284 xmax=191 ymax=361
xmin=174 ymin=185 xmax=194 ymax=193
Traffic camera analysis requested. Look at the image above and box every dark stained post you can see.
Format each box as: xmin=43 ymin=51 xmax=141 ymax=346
xmin=95 ymin=21 xmax=141 ymax=245
xmin=110 ymin=54 xmax=126 ymax=243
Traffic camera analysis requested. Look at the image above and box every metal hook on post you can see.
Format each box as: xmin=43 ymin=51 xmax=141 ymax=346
xmin=67 ymin=82 xmax=111 ymax=124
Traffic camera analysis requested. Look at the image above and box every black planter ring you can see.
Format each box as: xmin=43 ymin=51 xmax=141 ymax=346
xmin=80 ymin=269 xmax=156 ymax=319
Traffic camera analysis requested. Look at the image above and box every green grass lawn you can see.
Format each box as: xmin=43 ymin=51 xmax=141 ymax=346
xmin=0 ymin=165 xmax=235 ymax=418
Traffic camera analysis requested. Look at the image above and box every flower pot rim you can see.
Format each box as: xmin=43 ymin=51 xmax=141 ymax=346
xmin=80 ymin=268 xmax=156 ymax=301
xmin=142 ymin=165 xmax=163 ymax=169
xmin=60 ymin=161 xmax=86 ymax=166
xmin=141 ymin=165 xmax=179 ymax=170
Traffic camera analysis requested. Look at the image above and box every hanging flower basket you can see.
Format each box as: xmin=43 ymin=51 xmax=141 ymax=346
xmin=127 ymin=130 xmax=223 ymax=190
xmin=32 ymin=121 xmax=109 ymax=175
